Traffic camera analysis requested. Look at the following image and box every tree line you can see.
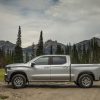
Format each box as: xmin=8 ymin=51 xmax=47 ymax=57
xmin=65 ymin=38 xmax=100 ymax=64
xmin=0 ymin=26 xmax=100 ymax=67
xmin=0 ymin=26 xmax=44 ymax=67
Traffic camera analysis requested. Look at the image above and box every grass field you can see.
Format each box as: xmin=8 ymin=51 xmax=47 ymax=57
xmin=0 ymin=69 xmax=5 ymax=81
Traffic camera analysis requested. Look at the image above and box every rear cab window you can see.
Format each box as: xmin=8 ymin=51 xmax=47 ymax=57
xmin=51 ymin=56 xmax=66 ymax=65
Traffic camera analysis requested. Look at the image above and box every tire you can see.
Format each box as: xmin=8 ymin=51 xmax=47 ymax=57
xmin=78 ymin=74 xmax=93 ymax=88
xmin=11 ymin=74 xmax=26 ymax=89
xmin=74 ymin=81 xmax=80 ymax=87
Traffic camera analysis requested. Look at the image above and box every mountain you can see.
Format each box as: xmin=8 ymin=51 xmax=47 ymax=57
xmin=0 ymin=37 xmax=100 ymax=55
xmin=0 ymin=40 xmax=15 ymax=52
xmin=76 ymin=37 xmax=100 ymax=50
xmin=23 ymin=39 xmax=65 ymax=56
xmin=44 ymin=40 xmax=65 ymax=54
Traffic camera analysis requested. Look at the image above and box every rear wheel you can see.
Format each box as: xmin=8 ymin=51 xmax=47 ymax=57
xmin=11 ymin=74 xmax=26 ymax=89
xmin=78 ymin=74 xmax=93 ymax=88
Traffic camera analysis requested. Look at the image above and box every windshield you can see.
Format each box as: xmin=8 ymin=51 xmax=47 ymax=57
xmin=26 ymin=56 xmax=40 ymax=64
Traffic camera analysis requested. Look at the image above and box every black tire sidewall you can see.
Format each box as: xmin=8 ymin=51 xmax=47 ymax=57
xmin=74 ymin=81 xmax=80 ymax=87
xmin=12 ymin=74 xmax=26 ymax=89
xmin=78 ymin=74 xmax=93 ymax=88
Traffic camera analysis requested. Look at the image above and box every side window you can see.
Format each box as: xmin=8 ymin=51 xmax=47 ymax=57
xmin=52 ymin=56 xmax=66 ymax=65
xmin=34 ymin=57 xmax=49 ymax=65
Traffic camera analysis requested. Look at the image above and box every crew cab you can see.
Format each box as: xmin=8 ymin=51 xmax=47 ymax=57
xmin=5 ymin=55 xmax=100 ymax=88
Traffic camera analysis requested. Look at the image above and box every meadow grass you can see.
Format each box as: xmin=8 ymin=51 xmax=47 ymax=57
xmin=0 ymin=95 xmax=9 ymax=100
xmin=0 ymin=69 xmax=5 ymax=81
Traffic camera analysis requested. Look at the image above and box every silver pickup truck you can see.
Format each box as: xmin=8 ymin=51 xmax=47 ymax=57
xmin=5 ymin=55 xmax=100 ymax=88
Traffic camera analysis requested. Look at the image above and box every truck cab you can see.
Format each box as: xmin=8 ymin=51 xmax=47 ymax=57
xmin=27 ymin=55 xmax=70 ymax=81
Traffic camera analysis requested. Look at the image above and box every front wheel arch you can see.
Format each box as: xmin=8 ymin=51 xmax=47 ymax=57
xmin=10 ymin=71 xmax=28 ymax=82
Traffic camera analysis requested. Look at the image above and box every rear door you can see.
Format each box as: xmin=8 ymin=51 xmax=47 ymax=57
xmin=50 ymin=56 xmax=70 ymax=81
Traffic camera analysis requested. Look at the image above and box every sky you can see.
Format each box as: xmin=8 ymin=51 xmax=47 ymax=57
xmin=0 ymin=0 xmax=100 ymax=47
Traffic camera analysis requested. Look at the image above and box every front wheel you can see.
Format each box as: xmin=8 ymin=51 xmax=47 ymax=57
xmin=78 ymin=74 xmax=93 ymax=88
xmin=11 ymin=74 xmax=26 ymax=89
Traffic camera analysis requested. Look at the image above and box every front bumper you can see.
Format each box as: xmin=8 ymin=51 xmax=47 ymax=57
xmin=4 ymin=74 xmax=9 ymax=82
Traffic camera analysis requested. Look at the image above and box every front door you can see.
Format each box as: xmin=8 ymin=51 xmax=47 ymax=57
xmin=31 ymin=56 xmax=50 ymax=81
xmin=50 ymin=56 xmax=70 ymax=81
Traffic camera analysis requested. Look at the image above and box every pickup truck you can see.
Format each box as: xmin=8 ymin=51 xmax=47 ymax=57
xmin=5 ymin=55 xmax=100 ymax=88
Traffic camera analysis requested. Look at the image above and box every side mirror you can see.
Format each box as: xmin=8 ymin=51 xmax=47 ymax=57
xmin=31 ymin=62 xmax=35 ymax=67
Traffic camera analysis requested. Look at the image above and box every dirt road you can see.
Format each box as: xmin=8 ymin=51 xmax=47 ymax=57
xmin=0 ymin=82 xmax=100 ymax=100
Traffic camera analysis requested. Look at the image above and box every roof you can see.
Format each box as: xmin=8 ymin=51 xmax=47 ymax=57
xmin=38 ymin=55 xmax=70 ymax=57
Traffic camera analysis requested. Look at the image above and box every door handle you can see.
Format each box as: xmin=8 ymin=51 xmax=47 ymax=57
xmin=63 ymin=66 xmax=69 ymax=70
xmin=44 ymin=67 xmax=49 ymax=69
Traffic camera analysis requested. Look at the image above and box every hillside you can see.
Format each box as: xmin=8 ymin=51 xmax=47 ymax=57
xmin=0 ymin=37 xmax=100 ymax=54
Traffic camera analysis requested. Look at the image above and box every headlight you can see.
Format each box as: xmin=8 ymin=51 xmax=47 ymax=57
xmin=5 ymin=67 xmax=11 ymax=73
xmin=7 ymin=67 xmax=11 ymax=70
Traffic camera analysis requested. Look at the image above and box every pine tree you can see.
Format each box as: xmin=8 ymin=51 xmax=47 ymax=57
xmin=86 ymin=47 xmax=90 ymax=63
xmin=56 ymin=45 xmax=64 ymax=54
xmin=5 ymin=49 xmax=13 ymax=64
xmin=6 ymin=49 xmax=9 ymax=57
xmin=11 ymin=51 xmax=14 ymax=63
xmin=81 ymin=44 xmax=87 ymax=64
xmin=89 ymin=38 xmax=98 ymax=63
xmin=0 ymin=48 xmax=3 ymax=57
xmin=71 ymin=44 xmax=79 ymax=64
xmin=25 ymin=52 xmax=30 ymax=62
xmin=77 ymin=45 xmax=82 ymax=63
xmin=65 ymin=44 xmax=70 ymax=55
xmin=92 ymin=38 xmax=100 ymax=63
xmin=31 ymin=42 xmax=35 ymax=59
xmin=14 ymin=26 xmax=23 ymax=63
xmin=0 ymin=48 xmax=3 ymax=67
xmin=98 ymin=47 xmax=100 ymax=63
xmin=0 ymin=47 xmax=5 ymax=67
xmin=50 ymin=45 xmax=53 ymax=54
xmin=68 ymin=43 xmax=72 ymax=55
xmin=36 ymin=30 xmax=44 ymax=56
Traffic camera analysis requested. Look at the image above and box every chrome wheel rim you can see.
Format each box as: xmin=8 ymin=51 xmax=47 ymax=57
xmin=13 ymin=77 xmax=24 ymax=87
xmin=82 ymin=77 xmax=91 ymax=87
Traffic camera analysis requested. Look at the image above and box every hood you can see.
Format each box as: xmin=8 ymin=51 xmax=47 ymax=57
xmin=6 ymin=63 xmax=29 ymax=68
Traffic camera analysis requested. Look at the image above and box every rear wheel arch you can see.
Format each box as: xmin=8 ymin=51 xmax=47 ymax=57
xmin=10 ymin=71 xmax=28 ymax=82
xmin=77 ymin=71 xmax=95 ymax=81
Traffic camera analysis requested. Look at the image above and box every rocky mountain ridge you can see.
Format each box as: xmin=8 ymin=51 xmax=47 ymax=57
xmin=0 ymin=37 xmax=100 ymax=54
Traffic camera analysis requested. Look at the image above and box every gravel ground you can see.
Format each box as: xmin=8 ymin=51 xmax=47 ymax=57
xmin=0 ymin=82 xmax=100 ymax=100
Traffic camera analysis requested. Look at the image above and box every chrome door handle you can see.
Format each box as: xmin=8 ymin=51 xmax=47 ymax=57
xmin=44 ymin=67 xmax=49 ymax=69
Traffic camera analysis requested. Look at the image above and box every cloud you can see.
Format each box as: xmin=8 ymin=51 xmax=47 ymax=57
xmin=0 ymin=0 xmax=100 ymax=47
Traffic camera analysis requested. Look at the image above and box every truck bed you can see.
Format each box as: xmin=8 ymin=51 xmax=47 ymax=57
xmin=71 ymin=64 xmax=100 ymax=67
